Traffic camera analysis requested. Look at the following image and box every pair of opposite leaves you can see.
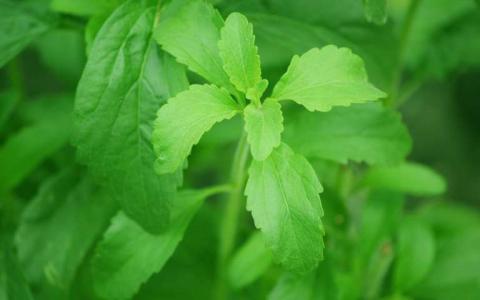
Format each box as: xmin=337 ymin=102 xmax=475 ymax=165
xmin=153 ymin=3 xmax=385 ymax=273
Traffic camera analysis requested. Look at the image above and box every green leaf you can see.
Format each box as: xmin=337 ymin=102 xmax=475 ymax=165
xmin=218 ymin=12 xmax=264 ymax=98
xmin=51 ymin=0 xmax=122 ymax=16
xmin=228 ymin=232 xmax=273 ymax=289
xmin=245 ymin=143 xmax=324 ymax=273
xmin=244 ymin=98 xmax=283 ymax=160
xmin=0 ymin=100 xmax=71 ymax=193
xmin=73 ymin=0 xmax=188 ymax=233
xmin=155 ymin=0 xmax=233 ymax=91
xmin=269 ymin=261 xmax=337 ymax=300
xmin=363 ymin=0 xmax=387 ymax=25
xmin=271 ymin=45 xmax=386 ymax=112
xmin=0 ymin=90 xmax=18 ymax=131
xmin=362 ymin=162 xmax=447 ymax=196
xmin=91 ymin=189 xmax=213 ymax=300
xmin=0 ymin=0 xmax=55 ymax=67
xmin=412 ymin=229 xmax=480 ymax=299
xmin=393 ymin=217 xmax=435 ymax=292
xmin=284 ymin=103 xmax=411 ymax=165
xmin=15 ymin=170 xmax=116 ymax=289
xmin=153 ymin=84 xmax=240 ymax=174
xmin=2 ymin=241 xmax=33 ymax=300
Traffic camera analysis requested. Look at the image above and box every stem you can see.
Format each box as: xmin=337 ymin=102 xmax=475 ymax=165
xmin=215 ymin=132 xmax=250 ymax=300
xmin=386 ymin=0 xmax=422 ymax=107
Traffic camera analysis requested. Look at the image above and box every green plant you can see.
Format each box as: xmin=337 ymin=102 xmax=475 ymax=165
xmin=1 ymin=0 xmax=480 ymax=299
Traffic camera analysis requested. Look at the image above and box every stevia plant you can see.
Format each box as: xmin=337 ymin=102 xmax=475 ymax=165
xmin=2 ymin=0 xmax=480 ymax=299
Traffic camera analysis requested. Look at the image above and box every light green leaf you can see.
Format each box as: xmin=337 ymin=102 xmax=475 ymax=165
xmin=15 ymin=170 xmax=116 ymax=289
xmin=363 ymin=0 xmax=387 ymax=25
xmin=218 ymin=12 xmax=264 ymax=98
xmin=362 ymin=162 xmax=447 ymax=196
xmin=393 ymin=217 xmax=435 ymax=292
xmin=155 ymin=0 xmax=233 ymax=91
xmin=153 ymin=84 xmax=240 ymax=174
xmin=73 ymin=0 xmax=188 ymax=233
xmin=0 ymin=0 xmax=55 ymax=67
xmin=245 ymin=143 xmax=324 ymax=273
xmin=92 ymin=189 xmax=213 ymax=300
xmin=244 ymin=98 xmax=283 ymax=160
xmin=0 ymin=99 xmax=71 ymax=193
xmin=228 ymin=232 xmax=273 ymax=289
xmin=271 ymin=45 xmax=386 ymax=112
xmin=284 ymin=103 xmax=411 ymax=165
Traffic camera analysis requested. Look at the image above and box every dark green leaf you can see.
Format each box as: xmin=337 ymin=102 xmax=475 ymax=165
xmin=284 ymin=103 xmax=411 ymax=165
xmin=15 ymin=169 xmax=116 ymax=289
xmin=73 ymin=0 xmax=188 ymax=233
xmin=92 ymin=189 xmax=214 ymax=300
xmin=0 ymin=0 xmax=54 ymax=67
xmin=363 ymin=0 xmax=387 ymax=25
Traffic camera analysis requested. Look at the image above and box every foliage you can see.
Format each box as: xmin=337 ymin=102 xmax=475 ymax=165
xmin=1 ymin=0 xmax=479 ymax=299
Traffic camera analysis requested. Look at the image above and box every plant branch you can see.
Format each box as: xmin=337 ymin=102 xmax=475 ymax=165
xmin=214 ymin=131 xmax=250 ymax=300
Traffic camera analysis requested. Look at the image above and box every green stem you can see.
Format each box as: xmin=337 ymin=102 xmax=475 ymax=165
xmin=215 ymin=132 xmax=250 ymax=300
xmin=386 ymin=0 xmax=422 ymax=107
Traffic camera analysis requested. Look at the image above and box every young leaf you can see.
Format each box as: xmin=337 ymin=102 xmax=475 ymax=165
xmin=363 ymin=0 xmax=387 ymax=25
xmin=362 ymin=162 xmax=447 ymax=196
xmin=153 ymin=84 xmax=240 ymax=174
xmin=245 ymin=143 xmax=324 ymax=273
xmin=91 ymin=189 xmax=213 ymax=300
xmin=0 ymin=103 xmax=71 ymax=193
xmin=15 ymin=170 xmax=116 ymax=288
xmin=228 ymin=232 xmax=273 ymax=289
xmin=271 ymin=45 xmax=386 ymax=112
xmin=393 ymin=217 xmax=435 ymax=292
xmin=73 ymin=0 xmax=188 ymax=233
xmin=0 ymin=0 xmax=54 ymax=67
xmin=218 ymin=12 xmax=264 ymax=98
xmin=155 ymin=0 xmax=232 ymax=91
xmin=244 ymin=98 xmax=283 ymax=160
xmin=284 ymin=103 xmax=411 ymax=165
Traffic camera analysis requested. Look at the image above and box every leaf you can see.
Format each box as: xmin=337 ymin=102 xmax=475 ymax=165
xmin=0 ymin=0 xmax=54 ymax=67
xmin=73 ymin=0 xmax=189 ymax=233
xmin=228 ymin=232 xmax=273 ymax=289
xmin=0 ymin=90 xmax=18 ymax=131
xmin=51 ymin=0 xmax=122 ymax=16
xmin=247 ymin=13 xmax=398 ymax=91
xmin=244 ymin=98 xmax=283 ymax=160
xmin=245 ymin=143 xmax=325 ymax=273
xmin=91 ymin=189 xmax=214 ymax=300
xmin=412 ymin=229 xmax=480 ymax=299
xmin=393 ymin=217 xmax=435 ymax=292
xmin=284 ymin=103 xmax=411 ymax=165
xmin=269 ymin=261 xmax=338 ymax=300
xmin=0 ymin=100 xmax=71 ymax=193
xmin=2 ymin=242 xmax=33 ymax=300
xmin=155 ymin=0 xmax=233 ymax=91
xmin=362 ymin=162 xmax=447 ymax=196
xmin=272 ymin=45 xmax=386 ymax=112
xmin=15 ymin=170 xmax=116 ymax=289
xmin=152 ymin=84 xmax=240 ymax=174
xmin=218 ymin=12 xmax=264 ymax=98
xmin=363 ymin=0 xmax=387 ymax=25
